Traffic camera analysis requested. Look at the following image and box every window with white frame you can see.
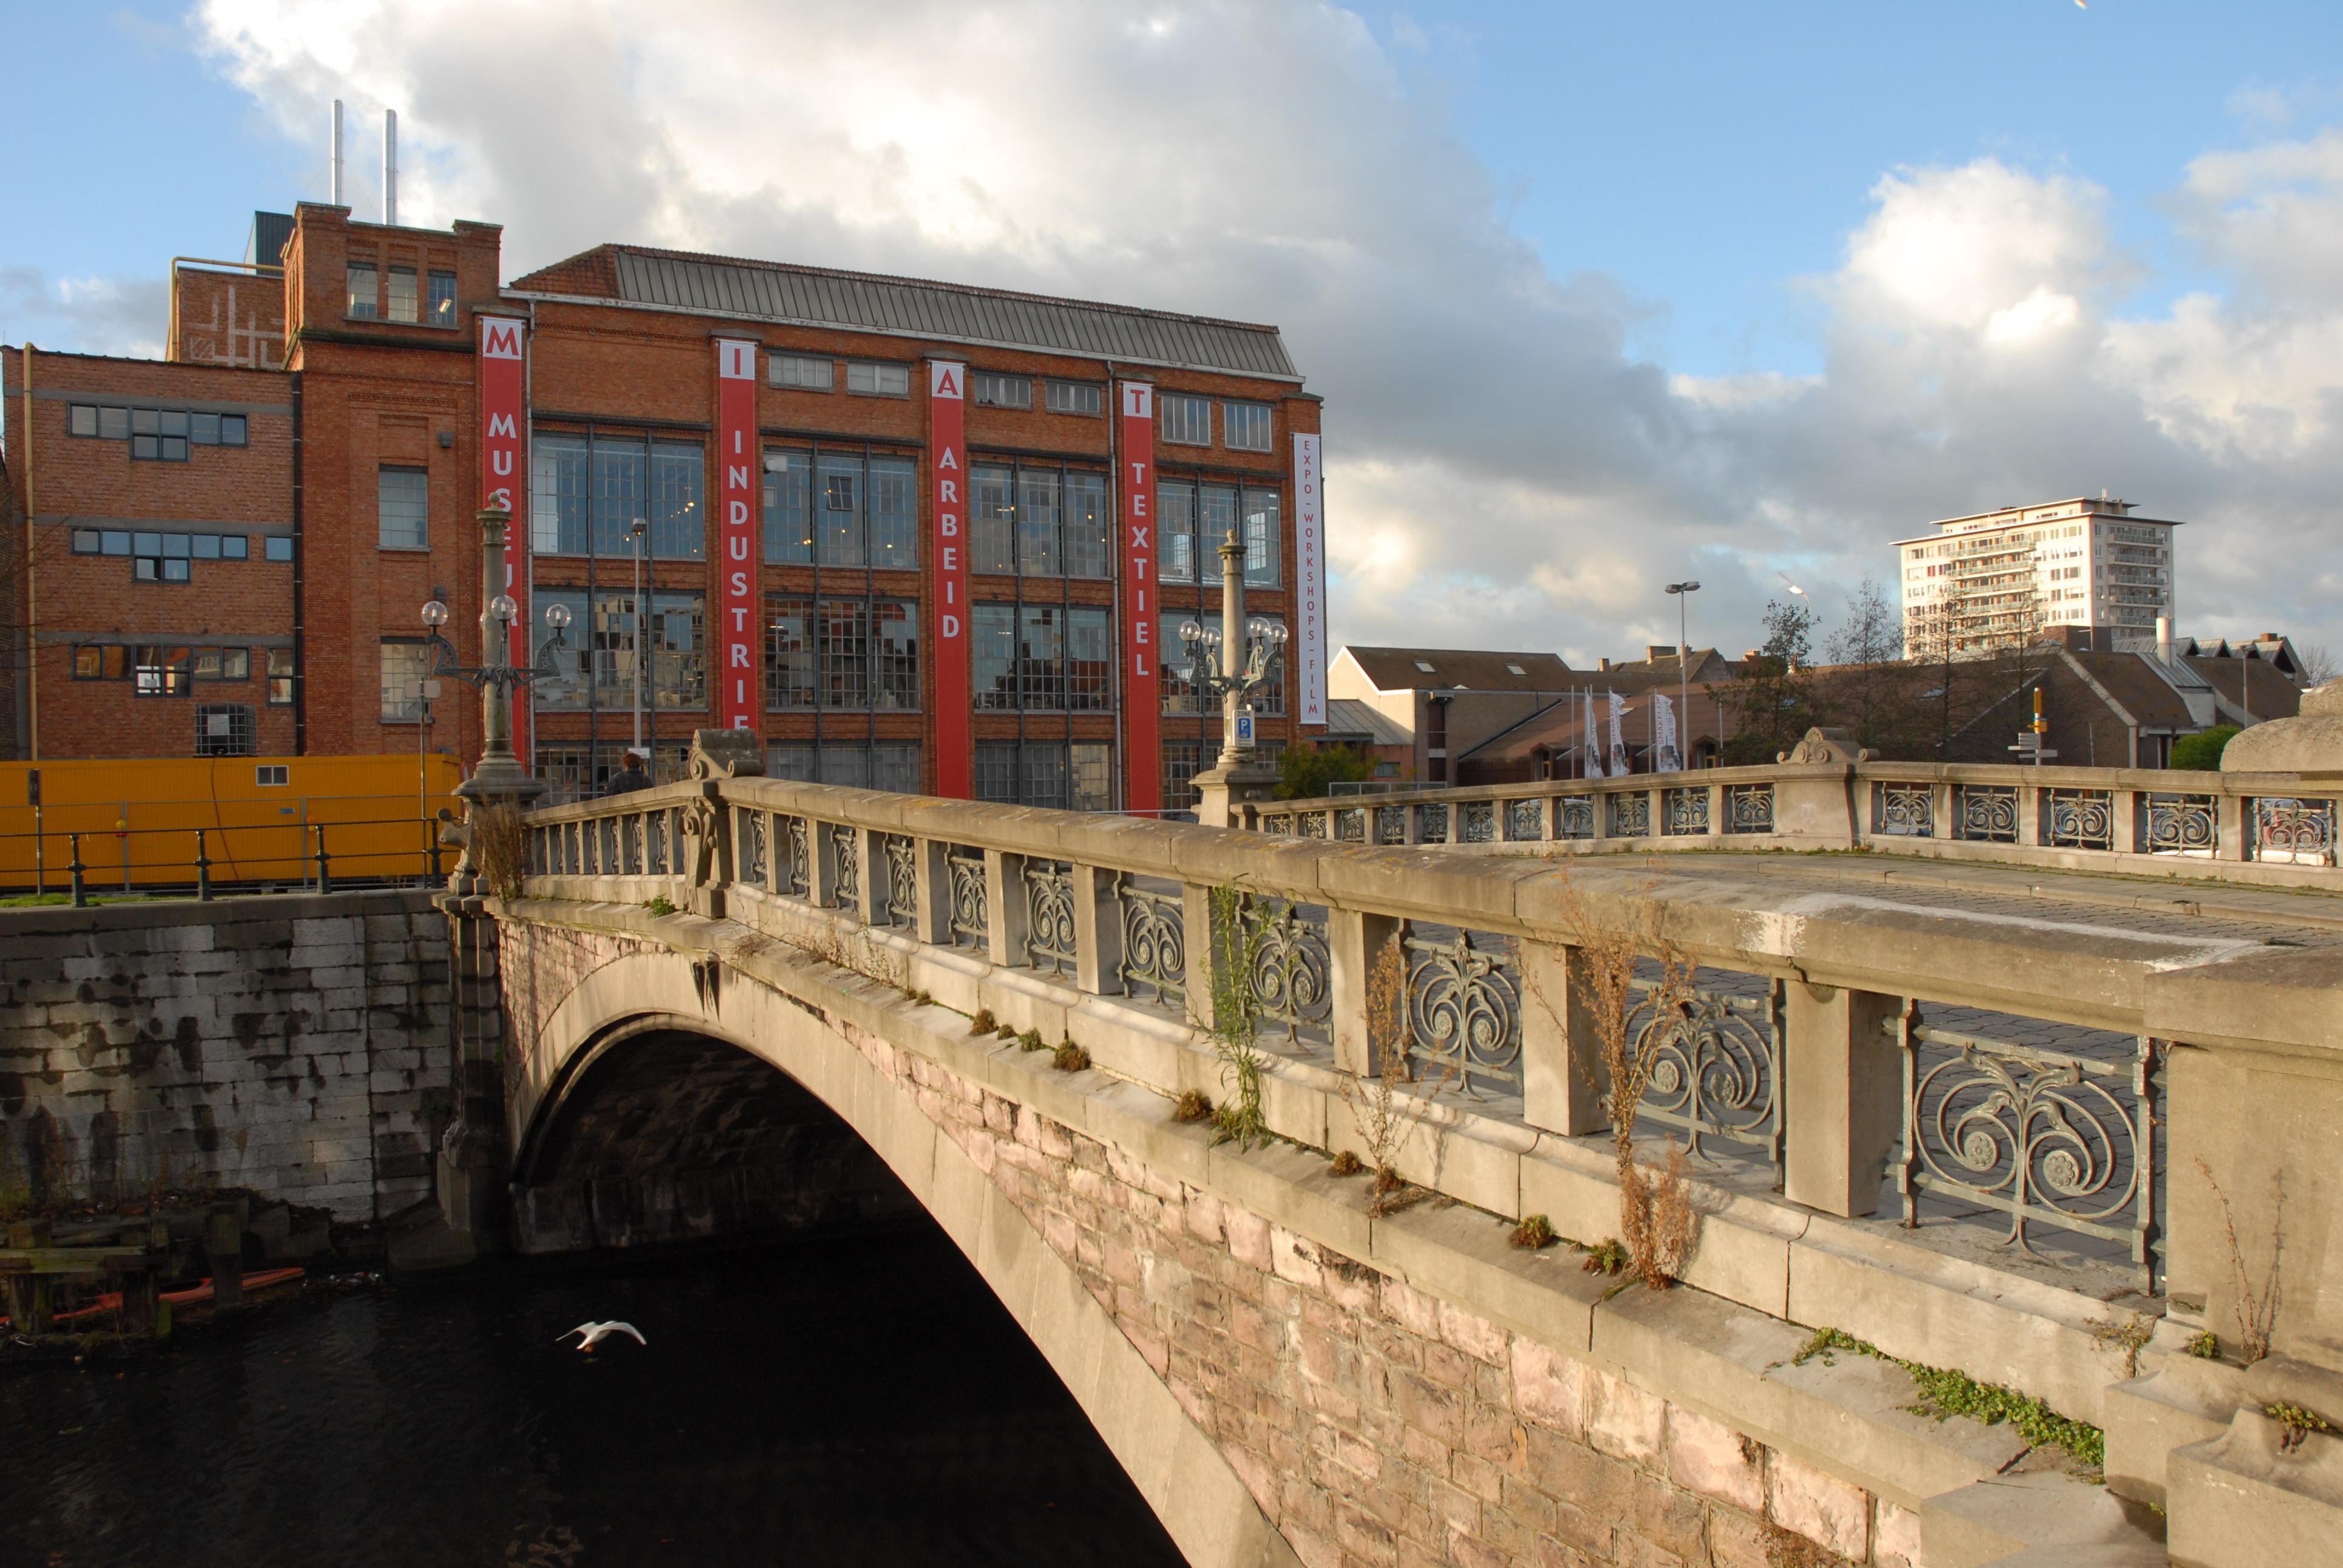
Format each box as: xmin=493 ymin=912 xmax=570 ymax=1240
xmin=847 ymin=361 xmax=910 ymax=396
xmin=346 ymin=263 xmax=378 ymax=319
xmin=972 ymin=372 xmax=1031 ymax=408
xmin=1160 ymin=394 xmax=1212 ymax=446
xmin=769 ymin=354 xmax=834 ymax=391
xmin=379 ymin=640 xmax=431 ymax=722
xmin=1046 ymin=381 xmax=1103 ymax=416
xmin=1223 ymin=400 xmax=1273 ymax=451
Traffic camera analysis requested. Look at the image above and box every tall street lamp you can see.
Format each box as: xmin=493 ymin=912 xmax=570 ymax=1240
xmin=1177 ymin=529 xmax=1287 ymax=825
xmin=421 ymin=508 xmax=572 ymax=815
xmin=1665 ymin=580 xmax=1700 ymax=768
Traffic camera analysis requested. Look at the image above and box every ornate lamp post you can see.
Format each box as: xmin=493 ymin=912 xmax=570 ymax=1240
xmin=424 ymin=508 xmax=572 ymax=816
xmin=1179 ymin=529 xmax=1287 ymax=826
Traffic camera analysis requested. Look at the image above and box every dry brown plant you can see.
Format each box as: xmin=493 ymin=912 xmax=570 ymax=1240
xmin=1339 ymin=933 xmax=1457 ymax=1215
xmin=2196 ymin=1157 xmax=2283 ymax=1364
xmin=1541 ymin=877 xmax=1701 ymax=1289
xmin=469 ymin=803 xmax=531 ymax=901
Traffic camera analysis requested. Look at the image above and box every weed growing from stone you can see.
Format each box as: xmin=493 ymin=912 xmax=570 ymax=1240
xmin=2267 ymin=1402 xmax=2333 ymax=1453
xmin=969 ymin=1008 xmax=997 ymax=1035
xmin=1329 ymin=1149 xmax=1363 ymax=1177
xmin=468 ymin=803 xmax=531 ymax=900
xmin=996 ymin=1024 xmax=1017 ymax=1040
xmin=2197 ymin=1157 xmax=2284 ymax=1364
xmin=2186 ymin=1331 xmax=2220 ymax=1360
xmin=1174 ymin=1091 xmax=1213 ymax=1124
xmin=1337 ymin=932 xmax=1455 ymax=1214
xmin=1510 ymin=1214 xmax=1556 ymax=1250
xmin=1052 ymin=1040 xmax=1090 ymax=1073
xmin=1199 ymin=884 xmax=1274 ymax=1151
xmin=1017 ymin=1028 xmax=1047 ymax=1053
xmin=1576 ymin=1238 xmax=1630 ymax=1277
xmin=642 ymin=895 xmax=677 ymax=917
xmin=912 ymin=990 xmax=932 ymax=1008
xmin=1789 ymin=1327 xmax=2103 ymax=1468
xmin=2088 ymin=1312 xmax=2157 ymax=1380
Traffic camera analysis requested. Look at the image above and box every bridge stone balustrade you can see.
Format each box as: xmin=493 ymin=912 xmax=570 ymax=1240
xmin=1250 ymin=727 xmax=2343 ymax=895
xmin=479 ymin=754 xmax=2343 ymax=1568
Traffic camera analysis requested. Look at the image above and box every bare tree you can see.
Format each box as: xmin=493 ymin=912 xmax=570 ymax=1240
xmin=1821 ymin=578 xmax=1912 ymax=752
xmin=2298 ymin=643 xmax=2338 ymax=688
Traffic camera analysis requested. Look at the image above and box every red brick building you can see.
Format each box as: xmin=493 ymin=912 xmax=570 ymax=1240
xmin=4 ymin=206 xmax=1329 ymax=809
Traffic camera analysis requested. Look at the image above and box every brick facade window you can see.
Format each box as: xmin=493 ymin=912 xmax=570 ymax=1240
xmin=134 ymin=645 xmax=192 ymax=697
xmin=761 ymin=449 xmax=914 ymax=569
xmin=972 ymin=371 xmax=1031 ymax=408
xmin=529 ymin=433 xmax=703 ymax=560
xmin=266 ymin=649 xmax=295 ymax=705
xmin=428 ymin=270 xmax=456 ymax=328
xmin=972 ymin=742 xmax=1112 ymax=810
xmin=768 ymin=354 xmax=833 ymax=391
xmin=387 ymin=266 xmax=419 ymax=324
xmin=378 ymin=466 xmax=429 ymax=550
xmin=969 ymin=462 xmax=1107 ymax=579
xmin=764 ymin=742 xmax=922 ymax=793
xmin=845 ymin=361 xmax=909 ymax=397
xmin=195 ymin=704 xmax=256 ymax=757
xmin=346 ymin=262 xmax=378 ymax=319
xmin=1160 ymin=394 xmax=1211 ymax=446
xmin=1224 ymin=400 xmax=1273 ymax=452
xmin=379 ymin=639 xmax=431 ymax=722
xmin=1045 ymin=381 xmax=1103 ymax=416
xmin=1162 ymin=739 xmax=1207 ymax=813
xmin=764 ymin=596 xmax=815 ymax=710
xmin=1158 ymin=480 xmax=1281 ymax=586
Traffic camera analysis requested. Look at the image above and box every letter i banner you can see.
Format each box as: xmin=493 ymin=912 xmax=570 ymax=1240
xmin=930 ymin=361 xmax=970 ymax=797
xmin=716 ymin=339 xmax=762 ymax=733
xmin=477 ymin=315 xmax=530 ymax=750
xmin=1119 ymin=381 xmax=1159 ymax=815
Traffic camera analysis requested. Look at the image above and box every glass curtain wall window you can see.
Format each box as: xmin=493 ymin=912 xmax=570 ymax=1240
xmin=767 ymin=742 xmax=921 ymax=792
xmin=969 ymin=606 xmax=1112 ymax=711
xmin=972 ymin=742 xmax=1113 ymax=811
xmin=761 ymin=450 xmax=916 ymax=569
xmin=1157 ymin=480 xmax=1281 ymax=587
xmin=763 ymin=596 xmax=918 ymax=711
xmin=969 ymin=462 xmax=1109 ymax=579
xmin=379 ymin=640 xmax=431 ymax=722
xmin=529 ymin=433 xmax=704 ymax=559
xmin=529 ymin=589 xmax=704 ymax=710
xmin=1153 ymin=610 xmax=1276 ymax=714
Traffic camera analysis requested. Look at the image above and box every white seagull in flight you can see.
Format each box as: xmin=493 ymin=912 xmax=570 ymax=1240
xmin=559 ymin=1321 xmax=647 ymax=1351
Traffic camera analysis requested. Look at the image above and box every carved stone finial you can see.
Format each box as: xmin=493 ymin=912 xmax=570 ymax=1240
xmin=689 ymin=728 xmax=766 ymax=781
xmin=1780 ymin=727 xmax=1869 ymax=766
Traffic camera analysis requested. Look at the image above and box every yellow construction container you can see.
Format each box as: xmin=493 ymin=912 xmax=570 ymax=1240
xmin=0 ymin=755 xmax=463 ymax=892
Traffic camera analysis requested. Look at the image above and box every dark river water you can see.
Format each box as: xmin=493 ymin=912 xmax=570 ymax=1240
xmin=0 ymin=1230 xmax=1188 ymax=1567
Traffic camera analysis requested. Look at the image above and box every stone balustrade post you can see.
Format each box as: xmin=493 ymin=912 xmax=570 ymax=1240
xmin=2115 ymin=789 xmax=2142 ymax=854
xmin=913 ymin=838 xmax=951 ymax=946
xmin=1782 ymin=983 xmax=1904 ymax=1217
xmin=854 ymin=826 xmax=885 ymax=926
xmin=984 ymin=850 xmax=1029 ymax=967
xmin=2018 ymin=785 xmax=2044 ymax=848
xmin=1930 ymin=781 xmax=1954 ymax=840
xmin=2218 ymin=792 xmax=2249 ymax=862
xmin=1328 ymin=907 xmax=1404 ymax=1077
xmin=1073 ymin=866 xmax=1124 ymax=996
xmin=1519 ymin=941 xmax=1608 ymax=1135
xmin=1182 ymin=883 xmax=1219 ymax=1031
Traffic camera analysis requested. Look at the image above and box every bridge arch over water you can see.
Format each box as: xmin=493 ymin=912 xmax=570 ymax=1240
xmin=503 ymin=934 xmax=1299 ymax=1568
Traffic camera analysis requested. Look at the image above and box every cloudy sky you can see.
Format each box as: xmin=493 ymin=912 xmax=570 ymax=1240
xmin=9 ymin=1 xmax=2342 ymax=665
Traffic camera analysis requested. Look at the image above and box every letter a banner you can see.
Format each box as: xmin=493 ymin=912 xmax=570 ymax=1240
xmin=715 ymin=339 xmax=761 ymax=732
xmin=477 ymin=313 xmax=529 ymax=748
xmin=930 ymin=361 xmax=971 ymax=797
xmin=1119 ymin=381 xmax=1160 ymax=815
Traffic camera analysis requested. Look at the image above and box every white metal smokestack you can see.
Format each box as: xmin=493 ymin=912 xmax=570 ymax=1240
xmin=330 ymin=99 xmax=344 ymax=205
xmin=2155 ymin=615 xmax=2173 ymax=665
xmin=383 ymin=109 xmax=398 ymax=226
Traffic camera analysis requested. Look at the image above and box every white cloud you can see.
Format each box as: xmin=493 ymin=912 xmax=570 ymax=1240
xmin=180 ymin=0 xmax=2343 ymax=658
xmin=0 ymin=270 xmax=168 ymax=360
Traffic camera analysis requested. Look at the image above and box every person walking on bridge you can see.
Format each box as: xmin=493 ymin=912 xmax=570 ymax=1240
xmin=603 ymin=746 xmax=653 ymax=797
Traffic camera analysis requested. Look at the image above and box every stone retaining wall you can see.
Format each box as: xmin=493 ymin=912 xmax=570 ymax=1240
xmin=0 ymin=890 xmax=451 ymax=1222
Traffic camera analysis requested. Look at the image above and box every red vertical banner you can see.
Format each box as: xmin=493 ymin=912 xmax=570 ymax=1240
xmin=929 ymin=360 xmax=971 ymax=797
xmin=715 ymin=338 xmax=761 ymax=733
xmin=477 ymin=314 xmax=529 ymax=750
xmin=1118 ymin=381 xmax=1160 ymax=815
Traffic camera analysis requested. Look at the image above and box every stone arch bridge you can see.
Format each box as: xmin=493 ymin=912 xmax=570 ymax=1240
xmin=444 ymin=747 xmax=2343 ymax=1568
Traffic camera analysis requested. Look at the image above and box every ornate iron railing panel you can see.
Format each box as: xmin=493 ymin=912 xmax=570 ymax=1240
xmin=881 ymin=834 xmax=919 ymax=928
xmin=1262 ymin=813 xmax=1293 ymax=835
xmin=2043 ymin=789 xmax=2114 ymax=851
xmin=2255 ymin=797 xmax=2338 ymax=866
xmin=1023 ymin=860 xmax=1078 ymax=975
xmin=1298 ymin=812 xmax=1328 ymax=838
xmin=780 ymin=817 xmax=810 ymax=896
xmin=1896 ymin=1010 xmax=2159 ymax=1290
xmin=830 ymin=823 xmax=859 ymax=910
xmin=1956 ymin=785 xmax=2018 ymax=843
xmin=1118 ymin=880 xmax=1186 ymax=1006
xmin=1724 ymin=783 xmax=1774 ymax=835
xmin=1402 ymin=930 xmax=1521 ymax=1099
xmin=1556 ymin=795 xmax=1596 ymax=840
xmin=731 ymin=809 xmax=763 ymax=887
xmin=1461 ymin=802 xmax=1496 ymax=843
xmin=1240 ymin=897 xmax=1332 ymax=1042
xmin=597 ymin=817 xmax=618 ymax=875
xmin=621 ymin=814 xmax=643 ymax=875
xmin=1507 ymin=799 xmax=1542 ymax=841
xmin=1335 ymin=807 xmax=1366 ymax=842
xmin=1417 ymin=803 xmax=1450 ymax=844
xmin=947 ymin=850 xmax=988 ymax=947
xmin=1608 ymin=792 xmax=1651 ymax=838
xmin=1662 ymin=787 xmax=1709 ymax=837
xmin=1620 ymin=975 xmax=1782 ymax=1168
xmin=1873 ymin=782 xmax=1933 ymax=838
xmin=1374 ymin=805 xmax=1407 ymax=845
xmin=646 ymin=809 xmax=669 ymax=874
xmin=2143 ymin=792 xmax=2216 ymax=857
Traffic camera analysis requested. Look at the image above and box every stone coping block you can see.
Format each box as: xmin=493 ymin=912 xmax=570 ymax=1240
xmin=0 ymin=887 xmax=439 ymax=937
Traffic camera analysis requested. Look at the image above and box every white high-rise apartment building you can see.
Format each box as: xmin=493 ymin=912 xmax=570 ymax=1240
xmin=1894 ymin=496 xmax=2180 ymax=657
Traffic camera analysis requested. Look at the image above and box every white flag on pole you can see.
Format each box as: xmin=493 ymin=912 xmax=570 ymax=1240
xmin=1607 ymin=692 xmax=1629 ymax=776
xmin=1654 ymin=693 xmax=1680 ymax=773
